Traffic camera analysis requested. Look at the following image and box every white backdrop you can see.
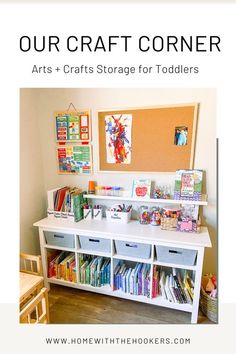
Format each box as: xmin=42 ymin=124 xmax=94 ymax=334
xmin=0 ymin=3 xmax=235 ymax=352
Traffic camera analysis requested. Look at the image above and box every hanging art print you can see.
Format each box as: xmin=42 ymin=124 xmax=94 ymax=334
xmin=105 ymin=114 xmax=132 ymax=164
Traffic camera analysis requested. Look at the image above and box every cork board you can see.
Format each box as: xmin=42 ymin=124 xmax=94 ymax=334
xmin=98 ymin=103 xmax=198 ymax=172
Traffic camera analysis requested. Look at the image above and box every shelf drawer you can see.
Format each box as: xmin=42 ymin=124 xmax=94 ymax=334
xmin=156 ymin=245 xmax=197 ymax=266
xmin=115 ymin=240 xmax=151 ymax=259
xmin=44 ymin=231 xmax=75 ymax=248
xmin=79 ymin=235 xmax=111 ymax=253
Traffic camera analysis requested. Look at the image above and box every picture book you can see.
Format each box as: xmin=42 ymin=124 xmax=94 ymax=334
xmin=174 ymin=169 xmax=203 ymax=201
xmin=132 ymin=179 xmax=151 ymax=199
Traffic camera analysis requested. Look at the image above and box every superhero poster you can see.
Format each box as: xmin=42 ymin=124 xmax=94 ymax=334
xmin=105 ymin=114 xmax=132 ymax=164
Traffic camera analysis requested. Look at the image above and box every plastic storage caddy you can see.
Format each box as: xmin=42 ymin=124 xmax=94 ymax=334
xmin=155 ymin=245 xmax=197 ymax=266
xmin=115 ymin=240 xmax=151 ymax=259
xmin=79 ymin=235 xmax=111 ymax=253
xmin=44 ymin=231 xmax=75 ymax=248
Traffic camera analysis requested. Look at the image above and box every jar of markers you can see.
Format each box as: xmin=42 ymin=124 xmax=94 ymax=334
xmin=138 ymin=206 xmax=150 ymax=224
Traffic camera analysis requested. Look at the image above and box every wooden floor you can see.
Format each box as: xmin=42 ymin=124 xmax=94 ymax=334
xmin=48 ymin=285 xmax=214 ymax=324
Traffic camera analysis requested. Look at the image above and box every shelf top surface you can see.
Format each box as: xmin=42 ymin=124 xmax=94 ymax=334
xmin=34 ymin=218 xmax=212 ymax=248
xmin=84 ymin=194 xmax=208 ymax=206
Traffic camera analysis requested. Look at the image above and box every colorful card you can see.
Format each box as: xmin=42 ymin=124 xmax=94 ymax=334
xmin=132 ymin=179 xmax=151 ymax=199
xmin=57 ymin=144 xmax=92 ymax=175
xmin=174 ymin=169 xmax=203 ymax=201
xmin=55 ymin=110 xmax=90 ymax=142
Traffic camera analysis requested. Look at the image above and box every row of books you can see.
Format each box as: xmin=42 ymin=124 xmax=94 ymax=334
xmin=113 ymin=261 xmax=151 ymax=298
xmin=47 ymin=250 xmax=194 ymax=303
xmin=78 ymin=254 xmax=111 ymax=287
xmin=48 ymin=251 xmax=76 ymax=282
xmin=153 ymin=266 xmax=194 ymax=304
xmin=48 ymin=186 xmax=85 ymax=212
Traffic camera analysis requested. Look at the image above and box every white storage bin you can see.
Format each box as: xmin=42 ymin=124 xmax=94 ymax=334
xmin=156 ymin=245 xmax=197 ymax=266
xmin=115 ymin=240 xmax=151 ymax=259
xmin=79 ymin=235 xmax=111 ymax=253
xmin=83 ymin=207 xmax=93 ymax=220
xmin=44 ymin=231 xmax=75 ymax=249
xmin=47 ymin=208 xmax=75 ymax=221
xmin=93 ymin=208 xmax=103 ymax=220
xmin=106 ymin=209 xmax=131 ymax=223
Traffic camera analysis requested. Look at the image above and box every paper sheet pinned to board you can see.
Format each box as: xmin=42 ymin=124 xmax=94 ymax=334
xmin=105 ymin=114 xmax=132 ymax=164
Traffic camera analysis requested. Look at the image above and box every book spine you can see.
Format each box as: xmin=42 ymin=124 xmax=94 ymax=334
xmin=173 ymin=275 xmax=187 ymax=303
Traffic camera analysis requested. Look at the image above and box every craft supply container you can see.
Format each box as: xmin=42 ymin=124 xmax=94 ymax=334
xmin=138 ymin=206 xmax=150 ymax=224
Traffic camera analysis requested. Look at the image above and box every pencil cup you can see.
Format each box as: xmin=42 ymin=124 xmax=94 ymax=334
xmin=93 ymin=207 xmax=103 ymax=220
xmin=83 ymin=207 xmax=93 ymax=220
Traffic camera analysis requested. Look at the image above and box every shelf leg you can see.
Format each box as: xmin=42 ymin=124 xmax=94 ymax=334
xmin=191 ymin=247 xmax=204 ymax=324
xmin=39 ymin=228 xmax=50 ymax=290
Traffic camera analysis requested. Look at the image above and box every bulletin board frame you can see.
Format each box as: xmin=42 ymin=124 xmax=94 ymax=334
xmin=98 ymin=103 xmax=199 ymax=173
xmin=55 ymin=109 xmax=91 ymax=143
xmin=56 ymin=144 xmax=93 ymax=175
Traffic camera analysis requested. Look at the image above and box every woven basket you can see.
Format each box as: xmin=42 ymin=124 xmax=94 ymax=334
xmin=160 ymin=217 xmax=177 ymax=231
xmin=200 ymin=287 xmax=218 ymax=323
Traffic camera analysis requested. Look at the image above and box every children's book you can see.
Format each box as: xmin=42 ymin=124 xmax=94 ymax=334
xmin=130 ymin=268 xmax=135 ymax=294
xmin=138 ymin=264 xmax=144 ymax=296
xmin=67 ymin=255 xmax=75 ymax=282
xmin=134 ymin=263 xmax=142 ymax=295
xmin=159 ymin=270 xmax=167 ymax=300
xmin=147 ymin=265 xmax=151 ymax=298
xmin=54 ymin=252 xmax=67 ymax=278
xmin=59 ymin=253 xmax=74 ymax=280
xmin=126 ymin=268 xmax=132 ymax=294
xmin=80 ymin=260 xmax=88 ymax=283
xmin=97 ymin=257 xmax=103 ymax=287
xmin=132 ymin=179 xmax=151 ymax=199
xmin=174 ymin=169 xmax=203 ymax=201
xmin=141 ymin=264 xmax=147 ymax=296
xmin=169 ymin=274 xmax=177 ymax=303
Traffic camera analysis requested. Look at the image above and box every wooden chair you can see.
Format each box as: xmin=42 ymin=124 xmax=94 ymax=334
xmin=20 ymin=253 xmax=42 ymax=276
xmin=19 ymin=288 xmax=50 ymax=324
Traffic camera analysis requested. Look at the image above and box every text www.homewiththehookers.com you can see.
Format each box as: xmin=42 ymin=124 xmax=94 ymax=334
xmin=45 ymin=336 xmax=191 ymax=346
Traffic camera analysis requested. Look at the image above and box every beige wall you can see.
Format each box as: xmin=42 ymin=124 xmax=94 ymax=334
xmin=20 ymin=89 xmax=46 ymax=254
xmin=20 ymin=88 xmax=216 ymax=273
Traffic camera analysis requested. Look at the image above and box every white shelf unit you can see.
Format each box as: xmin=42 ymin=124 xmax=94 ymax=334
xmin=84 ymin=194 xmax=208 ymax=206
xmin=34 ymin=217 xmax=211 ymax=324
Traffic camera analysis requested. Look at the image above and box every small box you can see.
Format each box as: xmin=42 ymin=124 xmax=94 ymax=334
xmin=93 ymin=208 xmax=103 ymax=220
xmin=44 ymin=231 xmax=75 ymax=249
xmin=156 ymin=245 xmax=197 ymax=266
xmin=106 ymin=209 xmax=131 ymax=223
xmin=176 ymin=219 xmax=200 ymax=233
xmin=115 ymin=240 xmax=151 ymax=259
xmin=160 ymin=217 xmax=177 ymax=231
xmin=68 ymin=212 xmax=75 ymax=222
xmin=79 ymin=235 xmax=111 ymax=253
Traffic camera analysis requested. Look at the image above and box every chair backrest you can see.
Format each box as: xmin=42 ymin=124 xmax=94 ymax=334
xmin=19 ymin=288 xmax=49 ymax=324
xmin=20 ymin=253 xmax=42 ymax=276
